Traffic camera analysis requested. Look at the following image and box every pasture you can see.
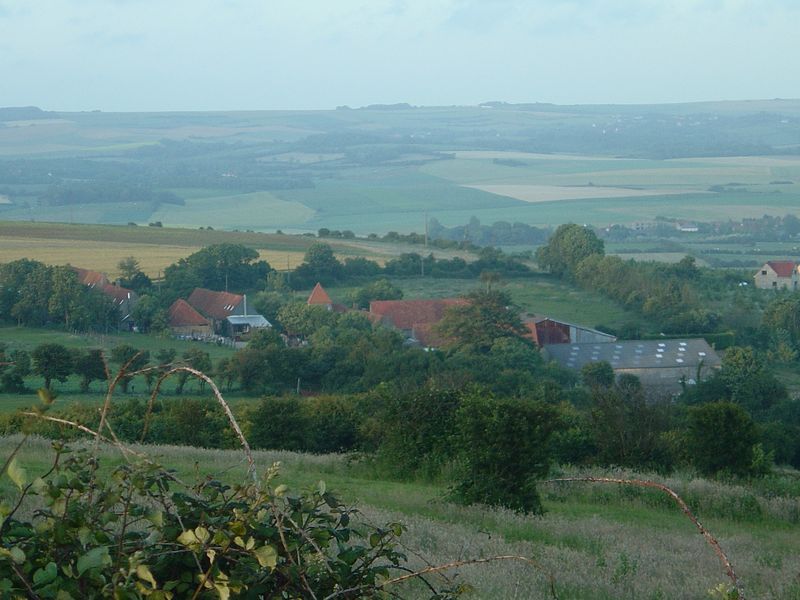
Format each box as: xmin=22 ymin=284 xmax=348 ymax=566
xmin=322 ymin=276 xmax=645 ymax=332
xmin=3 ymin=434 xmax=799 ymax=599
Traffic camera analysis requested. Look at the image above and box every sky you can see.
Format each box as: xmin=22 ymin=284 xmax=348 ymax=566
xmin=1 ymin=0 xmax=799 ymax=112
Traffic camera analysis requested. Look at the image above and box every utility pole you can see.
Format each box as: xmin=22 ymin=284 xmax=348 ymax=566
xmin=424 ymin=211 xmax=429 ymax=248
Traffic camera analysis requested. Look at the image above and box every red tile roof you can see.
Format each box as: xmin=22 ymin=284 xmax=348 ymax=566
xmin=100 ymin=283 xmax=136 ymax=306
xmin=369 ymin=298 xmax=468 ymax=330
xmin=766 ymin=261 xmax=797 ymax=278
xmin=168 ymin=299 xmax=211 ymax=328
xmin=307 ymin=283 xmax=333 ymax=306
xmin=188 ymin=288 xmax=243 ymax=320
xmin=72 ymin=267 xmax=109 ymax=288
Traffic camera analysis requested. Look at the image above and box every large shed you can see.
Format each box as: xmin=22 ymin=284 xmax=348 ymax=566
xmin=545 ymin=338 xmax=721 ymax=393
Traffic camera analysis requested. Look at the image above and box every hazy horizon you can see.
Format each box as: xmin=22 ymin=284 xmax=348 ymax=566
xmin=2 ymin=1 xmax=799 ymax=113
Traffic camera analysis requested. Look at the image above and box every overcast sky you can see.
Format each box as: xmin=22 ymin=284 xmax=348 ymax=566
xmin=1 ymin=0 xmax=798 ymax=112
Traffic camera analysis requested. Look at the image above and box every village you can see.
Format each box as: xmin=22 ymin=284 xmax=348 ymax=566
xmin=66 ymin=260 xmax=746 ymax=395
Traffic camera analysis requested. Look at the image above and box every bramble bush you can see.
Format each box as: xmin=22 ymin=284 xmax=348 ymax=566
xmin=0 ymin=383 xmax=462 ymax=599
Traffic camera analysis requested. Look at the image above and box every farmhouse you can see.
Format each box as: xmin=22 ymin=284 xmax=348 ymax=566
xmin=167 ymin=298 xmax=212 ymax=338
xmin=754 ymin=261 xmax=800 ymax=290
xmin=72 ymin=266 xmax=138 ymax=328
xmin=369 ymin=298 xmax=468 ymax=347
xmin=523 ymin=316 xmax=616 ymax=347
xmin=544 ymin=338 xmax=721 ymax=393
xmin=186 ymin=287 xmax=270 ymax=337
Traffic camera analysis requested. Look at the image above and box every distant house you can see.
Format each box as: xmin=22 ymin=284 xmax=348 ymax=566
xmin=73 ymin=267 xmax=109 ymax=288
xmin=545 ymin=338 xmax=721 ymax=393
xmin=168 ymin=299 xmax=212 ymax=338
xmin=101 ymin=283 xmax=139 ymax=328
xmin=523 ymin=316 xmax=616 ymax=347
xmin=369 ymin=298 xmax=468 ymax=347
xmin=187 ymin=288 xmax=246 ymax=333
xmin=186 ymin=287 xmax=270 ymax=337
xmin=307 ymin=282 xmax=348 ymax=313
xmin=72 ymin=267 xmax=137 ymax=328
xmin=754 ymin=261 xmax=799 ymax=290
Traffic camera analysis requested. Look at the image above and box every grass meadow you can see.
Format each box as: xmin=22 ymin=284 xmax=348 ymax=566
xmin=2 ymin=433 xmax=799 ymax=599
xmin=321 ymin=276 xmax=645 ymax=332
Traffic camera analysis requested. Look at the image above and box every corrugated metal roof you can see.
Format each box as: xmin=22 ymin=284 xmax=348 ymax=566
xmin=546 ymin=338 xmax=721 ymax=371
xmin=226 ymin=315 xmax=271 ymax=328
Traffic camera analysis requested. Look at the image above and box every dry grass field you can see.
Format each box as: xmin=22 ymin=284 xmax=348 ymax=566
xmin=3 ymin=434 xmax=799 ymax=599
xmin=0 ymin=221 xmax=456 ymax=277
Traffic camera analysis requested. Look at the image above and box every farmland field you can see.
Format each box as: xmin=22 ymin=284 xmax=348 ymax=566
xmin=0 ymin=221 xmax=412 ymax=276
xmin=3 ymin=434 xmax=799 ymax=599
xmin=2 ymin=102 xmax=800 ymax=235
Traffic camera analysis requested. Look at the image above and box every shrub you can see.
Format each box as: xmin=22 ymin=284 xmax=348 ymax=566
xmin=687 ymin=401 xmax=760 ymax=477
xmin=449 ymin=395 xmax=560 ymax=513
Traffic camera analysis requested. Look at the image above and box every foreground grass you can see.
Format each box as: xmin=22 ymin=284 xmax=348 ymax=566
xmin=3 ymin=435 xmax=799 ymax=599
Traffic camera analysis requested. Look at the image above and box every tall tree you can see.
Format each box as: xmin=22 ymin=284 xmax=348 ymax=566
xmin=436 ymin=289 xmax=528 ymax=352
xmin=535 ymin=223 xmax=604 ymax=278
xmin=32 ymin=343 xmax=73 ymax=390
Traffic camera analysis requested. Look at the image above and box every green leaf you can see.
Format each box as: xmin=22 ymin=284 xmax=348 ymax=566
xmin=33 ymin=562 xmax=58 ymax=587
xmin=253 ymin=545 xmax=278 ymax=569
xmin=147 ymin=509 xmax=164 ymax=528
xmin=56 ymin=591 xmax=75 ymax=600
xmin=317 ymin=480 xmax=326 ymax=495
xmin=6 ymin=457 xmax=27 ymax=490
xmin=0 ymin=546 xmax=26 ymax=564
xmin=76 ymin=546 xmax=111 ymax=576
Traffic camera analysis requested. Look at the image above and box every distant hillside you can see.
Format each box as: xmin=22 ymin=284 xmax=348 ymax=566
xmin=1 ymin=100 xmax=799 ymax=234
xmin=0 ymin=106 xmax=52 ymax=121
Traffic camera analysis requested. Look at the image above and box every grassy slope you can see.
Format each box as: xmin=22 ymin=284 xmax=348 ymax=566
xmin=2 ymin=435 xmax=799 ymax=599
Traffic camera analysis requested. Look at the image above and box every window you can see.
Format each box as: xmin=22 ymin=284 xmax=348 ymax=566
xmin=762 ymin=270 xmax=767 ymax=275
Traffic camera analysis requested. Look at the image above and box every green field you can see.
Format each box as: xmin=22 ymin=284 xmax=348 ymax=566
xmin=3 ymin=434 xmax=799 ymax=598
xmin=3 ymin=102 xmax=800 ymax=235
xmin=322 ymin=275 xmax=645 ymax=332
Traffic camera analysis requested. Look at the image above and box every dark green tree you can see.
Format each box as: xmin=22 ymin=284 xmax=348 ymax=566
xmin=110 ymin=344 xmax=150 ymax=393
xmin=581 ymin=361 xmax=615 ymax=389
xmin=436 ymin=289 xmax=528 ymax=352
xmin=32 ymin=343 xmax=73 ymax=390
xmin=450 ymin=394 xmax=560 ymax=513
xmin=73 ymin=349 xmax=107 ymax=392
xmin=686 ymin=401 xmax=759 ymax=477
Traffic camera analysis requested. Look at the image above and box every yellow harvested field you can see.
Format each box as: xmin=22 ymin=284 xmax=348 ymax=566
xmin=0 ymin=237 xmax=307 ymax=278
xmin=0 ymin=195 xmax=10 ymax=204
xmin=465 ymin=184 xmax=696 ymax=203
